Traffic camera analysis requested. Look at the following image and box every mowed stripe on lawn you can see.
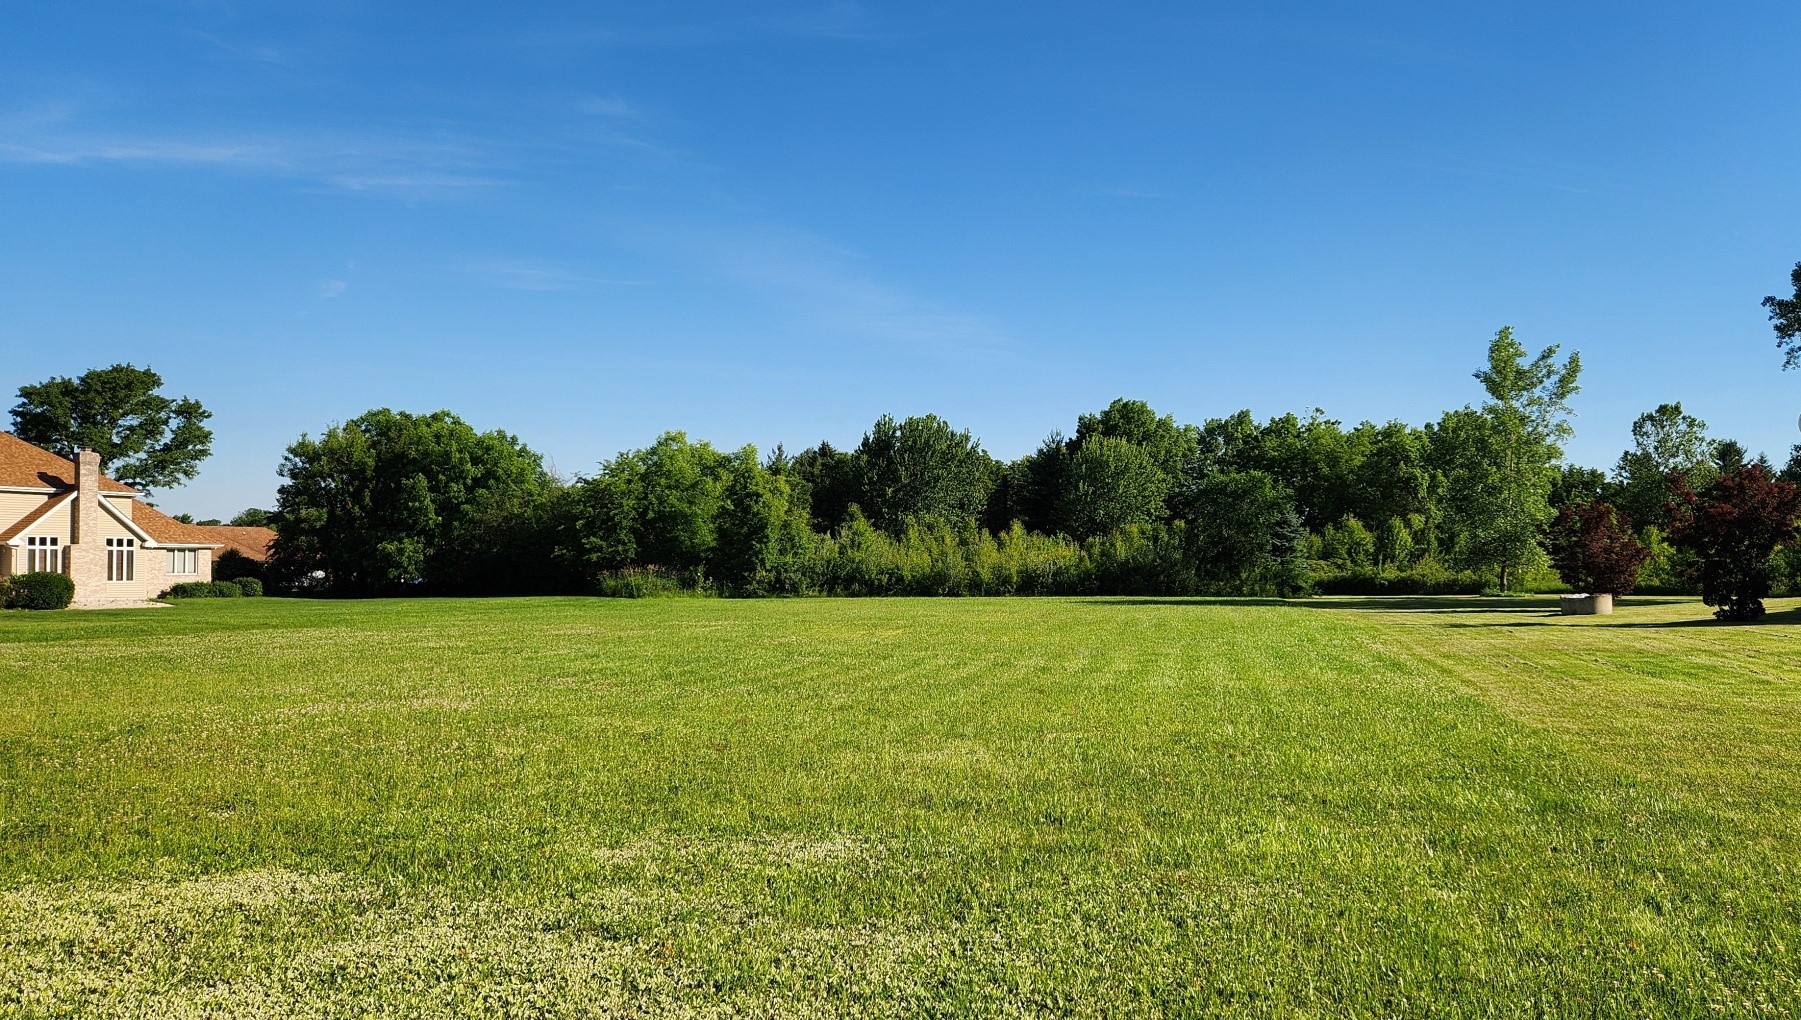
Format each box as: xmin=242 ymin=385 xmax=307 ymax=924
xmin=1 ymin=596 xmax=1797 ymax=1017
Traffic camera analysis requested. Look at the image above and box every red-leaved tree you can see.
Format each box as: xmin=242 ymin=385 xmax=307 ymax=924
xmin=1547 ymin=501 xmax=1650 ymax=595
xmin=1668 ymin=464 xmax=1801 ymax=621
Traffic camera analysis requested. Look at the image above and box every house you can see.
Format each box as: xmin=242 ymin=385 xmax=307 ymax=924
xmin=0 ymin=432 xmax=271 ymax=606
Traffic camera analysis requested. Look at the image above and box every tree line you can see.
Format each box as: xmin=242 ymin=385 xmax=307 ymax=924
xmin=12 ymin=320 xmax=1801 ymax=618
xmin=240 ymin=328 xmax=1801 ymax=616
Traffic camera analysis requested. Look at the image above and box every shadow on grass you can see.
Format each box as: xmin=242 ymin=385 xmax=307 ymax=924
xmin=1085 ymin=595 xmax=1693 ymax=617
xmin=1585 ymin=603 xmax=1801 ymax=629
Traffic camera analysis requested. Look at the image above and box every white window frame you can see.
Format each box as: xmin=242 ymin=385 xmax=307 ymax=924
xmin=165 ymin=548 xmax=199 ymax=575
xmin=25 ymin=535 xmax=62 ymax=573
xmin=106 ymin=537 xmax=136 ymax=581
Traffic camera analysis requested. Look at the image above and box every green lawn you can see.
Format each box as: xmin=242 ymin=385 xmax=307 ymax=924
xmin=2 ymin=595 xmax=1799 ymax=1017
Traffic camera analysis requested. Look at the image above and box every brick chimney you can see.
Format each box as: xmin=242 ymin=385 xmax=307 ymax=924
xmin=73 ymin=448 xmax=102 ymax=541
xmin=68 ymin=448 xmax=106 ymax=595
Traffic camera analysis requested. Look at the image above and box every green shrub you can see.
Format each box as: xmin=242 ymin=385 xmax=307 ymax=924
xmin=211 ymin=580 xmax=243 ymax=598
xmin=1311 ymin=561 xmax=1483 ymax=596
xmin=232 ymin=576 xmax=265 ymax=597
xmin=161 ymin=581 xmax=217 ymax=599
xmin=595 ymin=566 xmax=708 ymax=599
xmin=5 ymin=571 xmax=75 ymax=610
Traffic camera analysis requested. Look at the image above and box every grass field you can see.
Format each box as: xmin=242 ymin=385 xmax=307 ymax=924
xmin=3 ymin=594 xmax=1799 ymax=1017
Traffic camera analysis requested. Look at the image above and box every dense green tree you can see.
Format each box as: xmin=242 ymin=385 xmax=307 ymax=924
xmin=1255 ymin=411 xmax=1358 ymax=529
xmin=1713 ymin=438 xmax=1749 ymax=474
xmin=1349 ymin=421 xmax=1430 ymax=527
xmin=10 ymin=363 xmax=213 ymax=494
xmin=713 ymin=448 xmax=813 ymax=595
xmin=1186 ymin=470 xmax=1306 ymax=592
xmin=1192 ymin=409 xmax=1264 ymax=477
xmin=1781 ymin=446 xmax=1801 ymax=485
xmin=632 ymin=433 xmax=730 ymax=570
xmin=1073 ymin=398 xmax=1198 ymax=481
xmin=1763 ymin=261 xmax=1801 ymax=369
xmin=853 ymin=414 xmax=995 ymax=532
xmin=788 ymin=442 xmax=858 ymax=532
xmin=1058 ymin=435 xmax=1168 ymax=539
xmin=1550 ymin=464 xmax=1610 ymax=510
xmin=1008 ymin=433 xmax=1072 ymax=534
xmin=1611 ymin=402 xmax=1711 ymax=529
xmin=270 ymin=409 xmax=551 ymax=594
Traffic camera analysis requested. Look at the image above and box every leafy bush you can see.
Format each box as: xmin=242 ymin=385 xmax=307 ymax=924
xmin=162 ymin=581 xmax=217 ymax=599
xmin=211 ymin=581 xmax=243 ymax=598
xmin=231 ymin=576 xmax=264 ymax=597
xmin=4 ymin=571 xmax=74 ymax=610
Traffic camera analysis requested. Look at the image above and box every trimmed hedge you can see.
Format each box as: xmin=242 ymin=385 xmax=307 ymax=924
xmin=163 ymin=577 xmax=266 ymax=599
xmin=5 ymin=571 xmax=75 ymax=610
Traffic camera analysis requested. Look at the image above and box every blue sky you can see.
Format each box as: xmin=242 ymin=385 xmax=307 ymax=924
xmin=4 ymin=2 xmax=1800 ymax=517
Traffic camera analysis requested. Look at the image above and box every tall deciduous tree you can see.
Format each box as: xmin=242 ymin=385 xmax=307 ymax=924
xmin=1186 ymin=470 xmax=1307 ymax=593
xmin=1057 ymin=434 xmax=1167 ymax=539
xmin=1611 ymin=402 xmax=1711 ymax=529
xmin=852 ymin=414 xmax=995 ymax=532
xmin=10 ymin=363 xmax=213 ymax=494
xmin=1763 ymin=261 xmax=1801 ymax=369
xmin=713 ymin=447 xmax=812 ymax=595
xmin=1455 ymin=327 xmax=1582 ymax=590
xmin=270 ymin=409 xmax=551 ymax=594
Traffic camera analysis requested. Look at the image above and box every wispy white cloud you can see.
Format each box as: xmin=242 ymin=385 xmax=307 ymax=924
xmin=1400 ymin=153 xmax=1632 ymax=195
xmin=1091 ymin=184 xmax=1172 ymax=200
xmin=465 ymin=259 xmax=650 ymax=291
xmin=505 ymin=2 xmax=891 ymax=49
xmin=317 ymin=279 xmax=347 ymax=299
xmin=183 ymin=29 xmax=287 ymax=65
xmin=578 ymin=94 xmax=638 ymax=118
xmin=676 ymin=223 xmax=1008 ymax=352
xmin=0 ymin=118 xmax=514 ymax=199
xmin=324 ymin=172 xmax=506 ymax=196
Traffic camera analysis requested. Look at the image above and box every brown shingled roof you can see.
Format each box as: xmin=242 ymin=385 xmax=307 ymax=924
xmin=195 ymin=525 xmax=276 ymax=562
xmin=0 ymin=432 xmax=136 ymax=492
xmin=131 ymin=502 xmax=224 ymax=547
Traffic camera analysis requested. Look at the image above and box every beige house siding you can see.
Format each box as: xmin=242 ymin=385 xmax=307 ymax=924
xmin=9 ymin=496 xmax=75 ymax=543
xmin=0 ymin=490 xmax=58 ymax=533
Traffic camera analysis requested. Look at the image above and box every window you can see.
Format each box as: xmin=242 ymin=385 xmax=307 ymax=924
xmin=24 ymin=536 xmax=61 ymax=573
xmin=106 ymin=537 xmax=135 ymax=581
xmin=165 ymin=548 xmax=198 ymax=575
